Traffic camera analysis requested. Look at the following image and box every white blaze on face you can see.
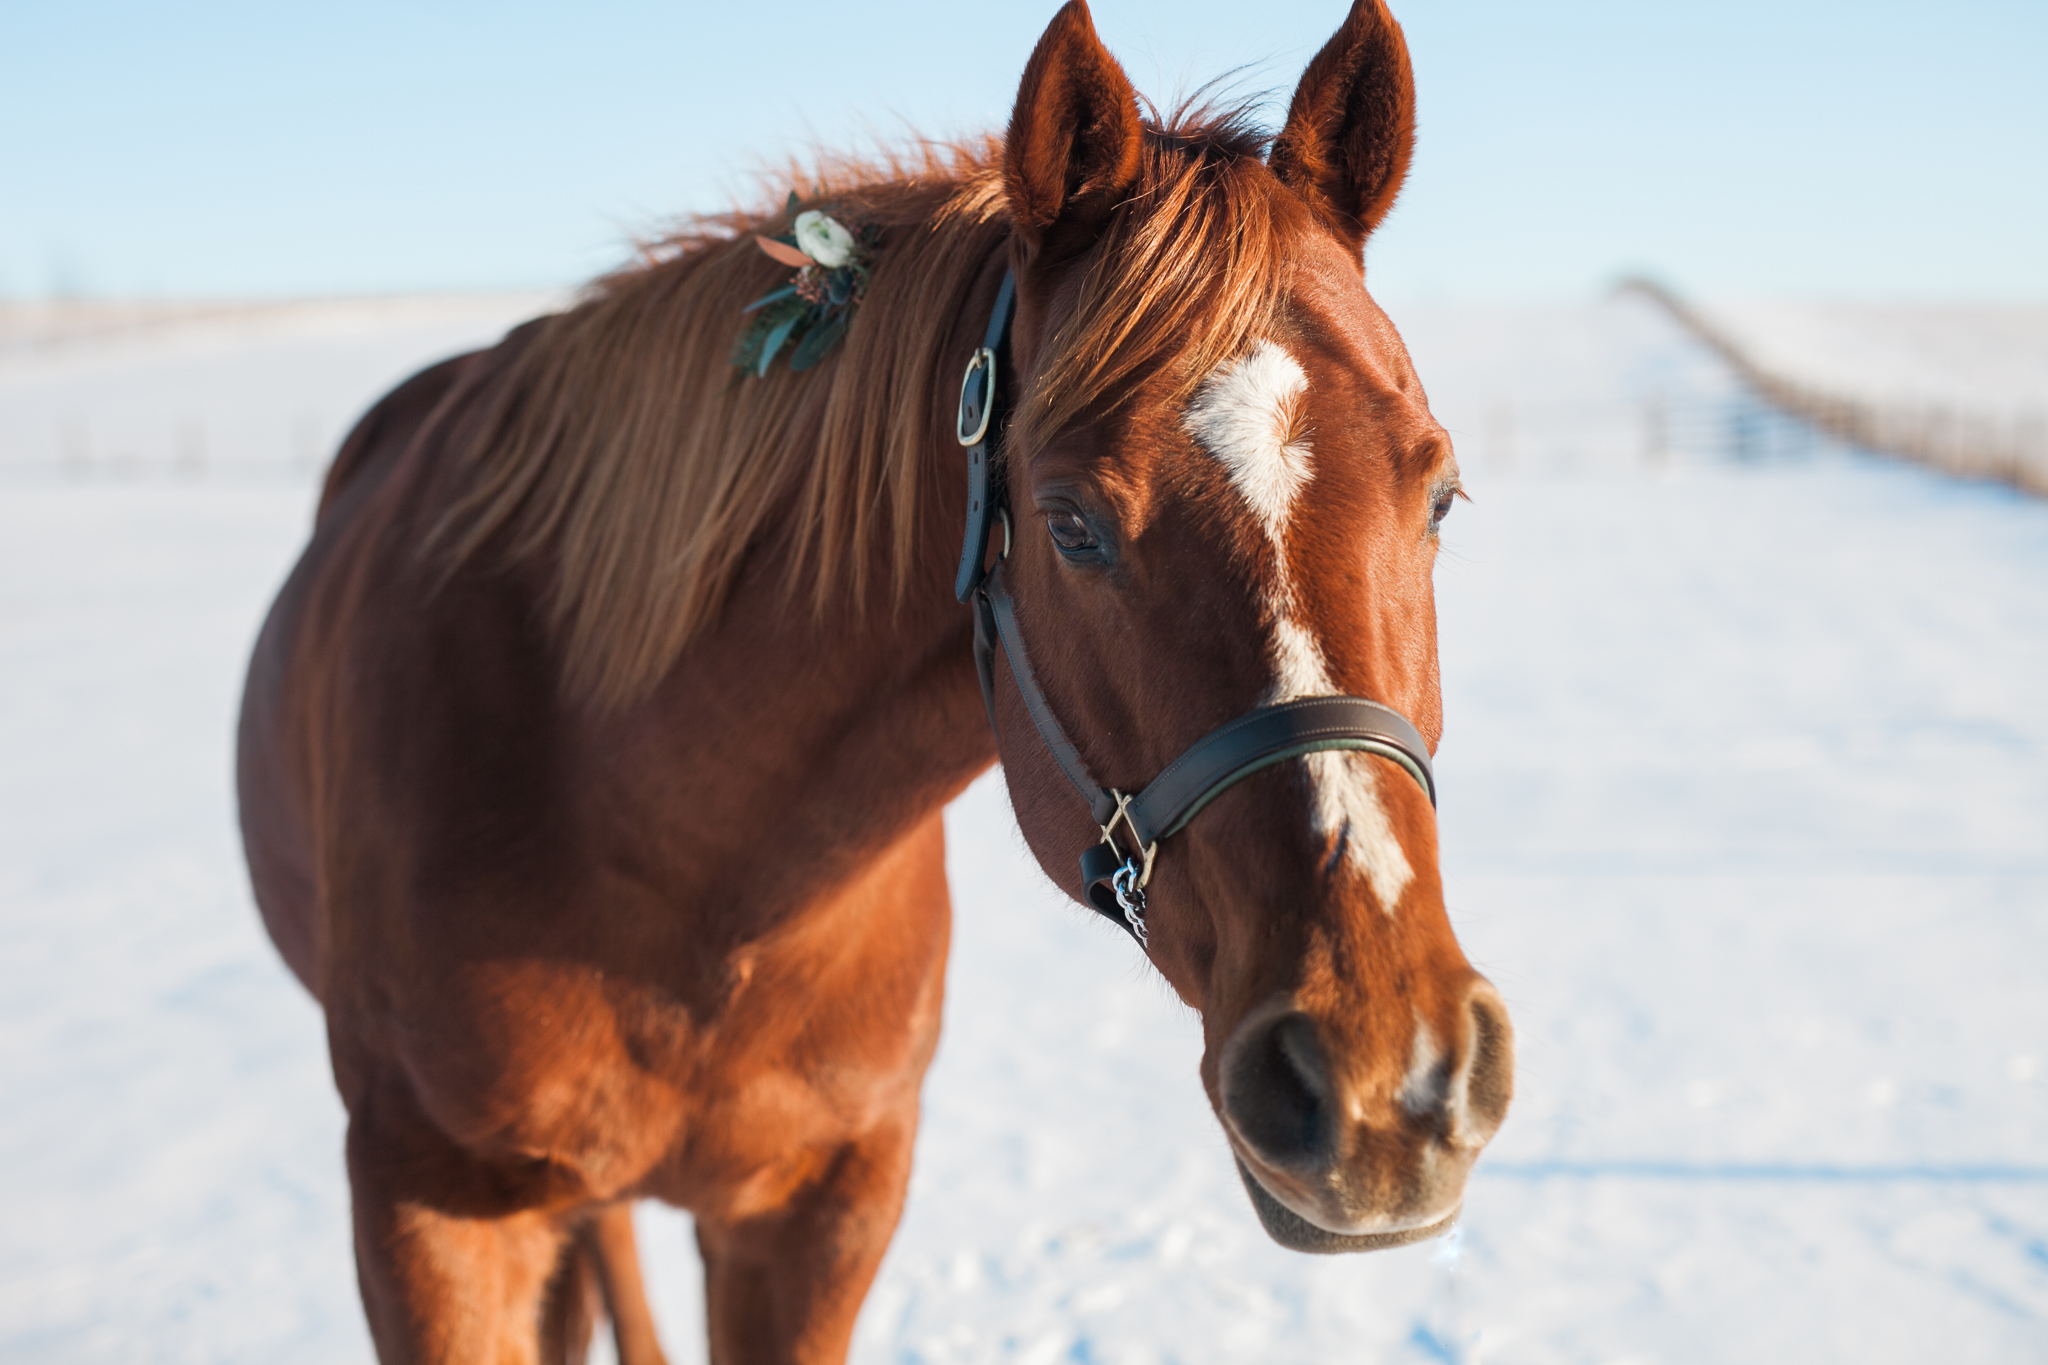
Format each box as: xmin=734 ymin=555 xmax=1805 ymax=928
xmin=1183 ymin=342 xmax=1414 ymax=912
xmin=1182 ymin=342 xmax=1315 ymax=540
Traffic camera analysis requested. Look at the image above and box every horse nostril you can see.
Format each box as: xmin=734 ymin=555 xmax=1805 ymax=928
xmin=1455 ymin=981 xmax=1516 ymax=1145
xmin=1223 ymin=1012 xmax=1334 ymax=1170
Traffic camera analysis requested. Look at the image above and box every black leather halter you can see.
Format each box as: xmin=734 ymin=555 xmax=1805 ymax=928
xmin=953 ymin=270 xmax=1437 ymax=946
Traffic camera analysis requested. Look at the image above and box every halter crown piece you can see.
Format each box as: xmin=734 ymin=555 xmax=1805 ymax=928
xmin=953 ymin=270 xmax=1437 ymax=948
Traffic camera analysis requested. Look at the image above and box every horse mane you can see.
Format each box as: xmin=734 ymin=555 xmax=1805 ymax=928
xmin=429 ymin=101 xmax=1289 ymax=709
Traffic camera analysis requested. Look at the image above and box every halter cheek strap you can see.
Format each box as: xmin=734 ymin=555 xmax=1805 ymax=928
xmin=953 ymin=269 xmax=1437 ymax=948
xmin=954 ymin=270 xmax=1015 ymax=603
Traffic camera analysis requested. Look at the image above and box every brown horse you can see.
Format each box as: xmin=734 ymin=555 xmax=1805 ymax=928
xmin=236 ymin=2 xmax=1512 ymax=1360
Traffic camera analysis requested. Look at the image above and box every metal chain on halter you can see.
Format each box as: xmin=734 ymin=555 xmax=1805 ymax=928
xmin=1111 ymin=864 xmax=1148 ymax=944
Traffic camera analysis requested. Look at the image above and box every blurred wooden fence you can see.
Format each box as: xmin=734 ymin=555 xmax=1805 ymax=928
xmin=1621 ymin=279 xmax=2048 ymax=496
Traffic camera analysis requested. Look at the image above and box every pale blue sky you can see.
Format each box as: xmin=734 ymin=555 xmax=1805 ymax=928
xmin=4 ymin=0 xmax=2043 ymax=303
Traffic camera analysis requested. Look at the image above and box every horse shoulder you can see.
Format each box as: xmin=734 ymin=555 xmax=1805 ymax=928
xmin=240 ymin=345 xmax=483 ymax=994
xmin=242 ymin=316 xmax=548 ymax=996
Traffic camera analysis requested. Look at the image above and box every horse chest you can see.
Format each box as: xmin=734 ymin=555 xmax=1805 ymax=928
xmin=387 ymin=901 xmax=946 ymax=1204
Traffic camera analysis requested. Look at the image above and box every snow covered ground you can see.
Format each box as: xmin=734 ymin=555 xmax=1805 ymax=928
xmin=2 ymin=295 xmax=2044 ymax=1363
xmin=0 ymin=295 xmax=559 ymax=481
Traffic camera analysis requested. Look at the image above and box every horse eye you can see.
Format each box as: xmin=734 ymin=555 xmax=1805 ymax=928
xmin=1430 ymin=491 xmax=1457 ymax=531
xmin=1047 ymin=511 xmax=1096 ymax=553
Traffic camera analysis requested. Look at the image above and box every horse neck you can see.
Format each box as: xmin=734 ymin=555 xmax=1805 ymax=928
xmin=591 ymin=407 xmax=995 ymax=913
xmin=499 ymin=223 xmax=1020 ymax=919
xmin=644 ymin=241 xmax=1013 ymax=822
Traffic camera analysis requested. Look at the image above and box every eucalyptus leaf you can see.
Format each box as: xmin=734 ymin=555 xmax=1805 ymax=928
xmin=744 ymin=284 xmax=798 ymax=314
xmin=757 ymin=312 xmax=803 ymax=377
xmin=730 ymin=313 xmax=771 ymax=370
xmin=788 ymin=316 xmax=847 ymax=371
xmin=785 ymin=191 xmax=802 ymax=217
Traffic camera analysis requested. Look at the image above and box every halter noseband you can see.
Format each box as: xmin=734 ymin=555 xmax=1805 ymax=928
xmin=953 ymin=270 xmax=1437 ymax=947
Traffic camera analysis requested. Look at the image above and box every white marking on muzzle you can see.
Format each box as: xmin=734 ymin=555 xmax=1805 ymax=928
xmin=1399 ymin=1015 xmax=1446 ymax=1117
xmin=1184 ymin=344 xmax=1413 ymax=912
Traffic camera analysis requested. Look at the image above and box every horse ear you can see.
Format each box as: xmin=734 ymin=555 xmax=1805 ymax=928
xmin=1268 ymin=0 xmax=1417 ymax=253
xmin=1004 ymin=1 xmax=1144 ymax=262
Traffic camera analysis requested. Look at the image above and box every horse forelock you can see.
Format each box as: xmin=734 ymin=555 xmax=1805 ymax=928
xmin=426 ymin=99 xmax=1302 ymax=711
xmin=1012 ymin=101 xmax=1298 ymax=458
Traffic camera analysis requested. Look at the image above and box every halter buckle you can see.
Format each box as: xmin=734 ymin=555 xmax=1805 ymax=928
xmin=956 ymin=346 xmax=997 ymax=447
xmin=1098 ymin=790 xmax=1158 ymax=891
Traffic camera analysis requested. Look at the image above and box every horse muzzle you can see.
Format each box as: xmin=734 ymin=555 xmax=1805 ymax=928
xmin=1217 ymin=981 xmax=1514 ymax=1254
xmin=1235 ymin=1158 xmax=1462 ymax=1253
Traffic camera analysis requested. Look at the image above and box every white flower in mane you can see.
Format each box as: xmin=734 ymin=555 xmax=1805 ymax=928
xmin=793 ymin=211 xmax=856 ymax=268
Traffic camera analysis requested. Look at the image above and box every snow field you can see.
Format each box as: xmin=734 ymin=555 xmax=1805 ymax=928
xmin=0 ymin=295 xmax=557 ymax=481
xmin=1 ymin=297 xmax=2044 ymax=1362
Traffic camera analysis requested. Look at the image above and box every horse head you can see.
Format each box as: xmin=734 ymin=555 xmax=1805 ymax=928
xmin=986 ymin=0 xmax=1513 ymax=1252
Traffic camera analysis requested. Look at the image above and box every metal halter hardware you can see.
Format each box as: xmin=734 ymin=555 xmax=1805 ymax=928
xmin=956 ymin=346 xmax=998 ymax=447
xmin=1098 ymin=790 xmax=1159 ymax=944
xmin=953 ymin=268 xmax=1438 ymax=949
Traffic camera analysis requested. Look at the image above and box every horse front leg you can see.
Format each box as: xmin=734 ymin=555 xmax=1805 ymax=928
xmin=581 ymin=1202 xmax=671 ymax=1365
xmin=344 ymin=1082 xmax=580 ymax=1365
xmin=694 ymin=1111 xmax=919 ymax=1365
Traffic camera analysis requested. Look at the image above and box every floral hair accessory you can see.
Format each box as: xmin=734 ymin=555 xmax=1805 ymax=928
xmin=733 ymin=194 xmax=876 ymax=377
